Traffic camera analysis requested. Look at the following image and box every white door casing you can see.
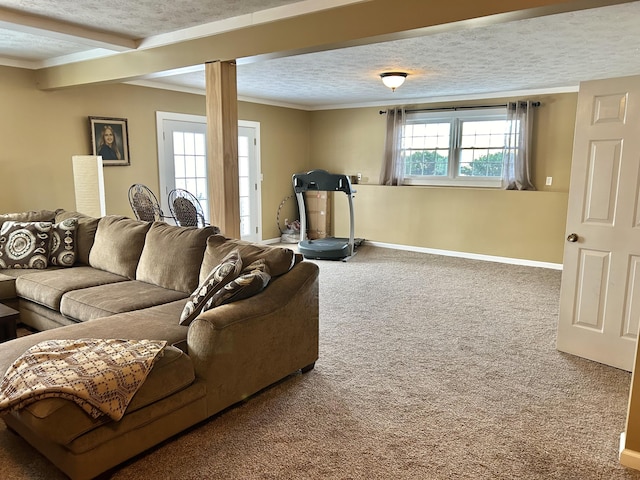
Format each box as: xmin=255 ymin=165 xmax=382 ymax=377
xmin=557 ymin=75 xmax=640 ymax=372
xmin=238 ymin=121 xmax=262 ymax=242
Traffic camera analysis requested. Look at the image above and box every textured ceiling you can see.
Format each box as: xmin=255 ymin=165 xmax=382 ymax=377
xmin=0 ymin=0 xmax=299 ymax=38
xmin=1 ymin=0 xmax=639 ymax=109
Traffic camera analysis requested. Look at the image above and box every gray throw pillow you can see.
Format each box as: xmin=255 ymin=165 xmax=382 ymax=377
xmin=203 ymin=259 xmax=271 ymax=310
xmin=179 ymin=249 xmax=242 ymax=326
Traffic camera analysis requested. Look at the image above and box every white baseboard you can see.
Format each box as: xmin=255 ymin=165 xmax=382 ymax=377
xmin=263 ymin=237 xmax=563 ymax=270
xmin=361 ymin=240 xmax=563 ymax=270
xmin=262 ymin=237 xmax=284 ymax=245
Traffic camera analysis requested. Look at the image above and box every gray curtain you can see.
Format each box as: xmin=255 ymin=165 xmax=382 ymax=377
xmin=502 ymin=101 xmax=535 ymax=190
xmin=379 ymin=107 xmax=406 ymax=186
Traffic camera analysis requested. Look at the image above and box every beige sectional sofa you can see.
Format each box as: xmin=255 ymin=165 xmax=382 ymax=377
xmin=0 ymin=209 xmax=319 ymax=479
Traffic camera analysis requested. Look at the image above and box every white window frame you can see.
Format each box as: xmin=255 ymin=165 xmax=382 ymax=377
xmin=402 ymin=108 xmax=507 ymax=188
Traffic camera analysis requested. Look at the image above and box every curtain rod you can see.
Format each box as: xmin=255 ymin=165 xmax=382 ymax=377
xmin=378 ymin=101 xmax=541 ymax=115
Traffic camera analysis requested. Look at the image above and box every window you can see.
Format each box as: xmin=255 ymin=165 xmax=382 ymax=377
xmin=402 ymin=108 xmax=509 ymax=187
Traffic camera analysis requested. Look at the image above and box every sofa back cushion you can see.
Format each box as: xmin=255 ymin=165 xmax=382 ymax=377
xmin=89 ymin=216 xmax=151 ymax=279
xmin=0 ymin=210 xmax=56 ymax=231
xmin=55 ymin=209 xmax=100 ymax=265
xmin=136 ymin=222 xmax=216 ymax=293
xmin=200 ymin=235 xmax=299 ymax=284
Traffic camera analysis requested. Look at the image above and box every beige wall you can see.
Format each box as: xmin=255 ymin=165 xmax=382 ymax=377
xmin=0 ymin=66 xmax=205 ymax=215
xmin=0 ymin=64 xmax=577 ymax=262
xmin=309 ymin=94 xmax=577 ymax=263
xmin=0 ymin=66 xmax=310 ymax=239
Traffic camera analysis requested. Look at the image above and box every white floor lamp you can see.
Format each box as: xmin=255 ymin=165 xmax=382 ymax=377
xmin=72 ymin=155 xmax=106 ymax=217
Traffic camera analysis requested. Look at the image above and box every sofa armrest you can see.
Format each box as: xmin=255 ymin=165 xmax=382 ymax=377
xmin=0 ymin=273 xmax=16 ymax=301
xmin=187 ymin=261 xmax=319 ymax=416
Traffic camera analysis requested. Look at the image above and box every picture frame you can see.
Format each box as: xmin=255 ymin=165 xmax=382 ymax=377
xmin=89 ymin=116 xmax=130 ymax=166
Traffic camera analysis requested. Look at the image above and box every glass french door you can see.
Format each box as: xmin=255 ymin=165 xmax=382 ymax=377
xmin=157 ymin=112 xmax=261 ymax=240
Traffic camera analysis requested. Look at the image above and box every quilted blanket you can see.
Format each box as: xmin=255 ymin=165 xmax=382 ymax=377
xmin=0 ymin=338 xmax=166 ymax=421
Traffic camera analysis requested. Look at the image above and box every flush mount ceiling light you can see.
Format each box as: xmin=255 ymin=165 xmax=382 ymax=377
xmin=380 ymin=72 xmax=408 ymax=92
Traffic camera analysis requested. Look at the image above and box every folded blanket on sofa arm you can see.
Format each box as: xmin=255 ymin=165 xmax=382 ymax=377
xmin=0 ymin=338 xmax=166 ymax=420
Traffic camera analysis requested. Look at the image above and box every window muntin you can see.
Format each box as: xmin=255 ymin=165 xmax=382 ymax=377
xmin=401 ymin=109 xmax=508 ymax=187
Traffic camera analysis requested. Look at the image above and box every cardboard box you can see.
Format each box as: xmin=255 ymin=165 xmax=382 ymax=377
xmin=304 ymin=192 xmax=331 ymax=239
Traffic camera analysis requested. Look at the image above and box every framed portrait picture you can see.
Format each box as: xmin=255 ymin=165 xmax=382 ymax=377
xmin=89 ymin=116 xmax=130 ymax=166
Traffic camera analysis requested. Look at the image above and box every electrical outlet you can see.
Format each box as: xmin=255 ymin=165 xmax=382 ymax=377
xmin=357 ymin=173 xmax=362 ymax=181
xmin=545 ymin=176 xmax=553 ymax=186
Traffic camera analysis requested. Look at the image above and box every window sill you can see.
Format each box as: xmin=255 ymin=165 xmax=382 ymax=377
xmin=403 ymin=177 xmax=502 ymax=188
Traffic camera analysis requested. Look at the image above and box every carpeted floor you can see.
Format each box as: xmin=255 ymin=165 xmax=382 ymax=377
xmin=1 ymin=245 xmax=640 ymax=479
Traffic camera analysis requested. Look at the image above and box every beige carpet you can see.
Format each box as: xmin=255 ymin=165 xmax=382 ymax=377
xmin=1 ymin=246 xmax=640 ymax=479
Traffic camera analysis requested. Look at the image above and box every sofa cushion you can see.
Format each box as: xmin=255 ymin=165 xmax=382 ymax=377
xmin=200 ymin=235 xmax=298 ymax=283
xmin=55 ymin=210 xmax=100 ymax=266
xmin=60 ymin=281 xmax=187 ymax=322
xmin=89 ymin=216 xmax=151 ymax=278
xmin=6 ymin=345 xmax=195 ymax=446
xmin=49 ymin=218 xmax=77 ymax=267
xmin=0 ymin=210 xmax=56 ymax=231
xmin=15 ymin=266 xmax=128 ymax=310
xmin=180 ymin=249 xmax=242 ymax=326
xmin=205 ymin=259 xmax=271 ymax=310
xmin=136 ymin=222 xmax=216 ymax=294
xmin=0 ymin=221 xmax=52 ymax=269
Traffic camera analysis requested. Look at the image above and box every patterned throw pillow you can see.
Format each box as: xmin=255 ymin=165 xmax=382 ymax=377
xmin=49 ymin=218 xmax=78 ymax=267
xmin=203 ymin=259 xmax=271 ymax=311
xmin=179 ymin=249 xmax=242 ymax=326
xmin=0 ymin=221 xmax=52 ymax=269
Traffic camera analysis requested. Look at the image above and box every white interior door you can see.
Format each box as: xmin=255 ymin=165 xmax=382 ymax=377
xmin=557 ymin=75 xmax=640 ymax=371
xmin=238 ymin=122 xmax=262 ymax=242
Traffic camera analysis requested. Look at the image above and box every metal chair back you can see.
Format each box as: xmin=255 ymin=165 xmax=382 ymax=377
xmin=128 ymin=184 xmax=164 ymax=222
xmin=168 ymin=188 xmax=207 ymax=227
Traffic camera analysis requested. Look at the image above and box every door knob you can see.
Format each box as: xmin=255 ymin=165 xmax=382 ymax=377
xmin=567 ymin=233 xmax=579 ymax=243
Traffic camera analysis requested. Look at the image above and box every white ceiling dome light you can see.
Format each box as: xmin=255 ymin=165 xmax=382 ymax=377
xmin=380 ymin=72 xmax=408 ymax=91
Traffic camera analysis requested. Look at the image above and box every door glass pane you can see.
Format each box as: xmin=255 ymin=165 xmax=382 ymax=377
xmin=239 ymin=197 xmax=250 ymax=216
xmin=238 ymin=156 xmax=249 ymax=177
xmin=194 ymin=133 xmax=205 ymax=156
xmin=184 ymin=132 xmax=195 ymax=155
xmin=238 ymin=137 xmax=249 ymax=158
xmin=185 ymin=156 xmax=196 ymax=177
xmin=174 ymin=156 xmax=185 ymax=178
xmin=240 ymin=216 xmax=250 ymax=236
xmin=173 ymin=132 xmax=184 ymax=154
xmin=239 ymin=178 xmax=249 ymax=197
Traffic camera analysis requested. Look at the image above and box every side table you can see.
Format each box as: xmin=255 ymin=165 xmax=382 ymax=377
xmin=0 ymin=303 xmax=19 ymax=342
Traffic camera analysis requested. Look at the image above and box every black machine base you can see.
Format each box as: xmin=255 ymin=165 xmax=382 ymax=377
xmin=298 ymin=237 xmax=364 ymax=260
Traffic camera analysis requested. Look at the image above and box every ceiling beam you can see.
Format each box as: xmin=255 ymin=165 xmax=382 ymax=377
xmin=34 ymin=0 xmax=634 ymax=90
xmin=0 ymin=7 xmax=136 ymax=51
